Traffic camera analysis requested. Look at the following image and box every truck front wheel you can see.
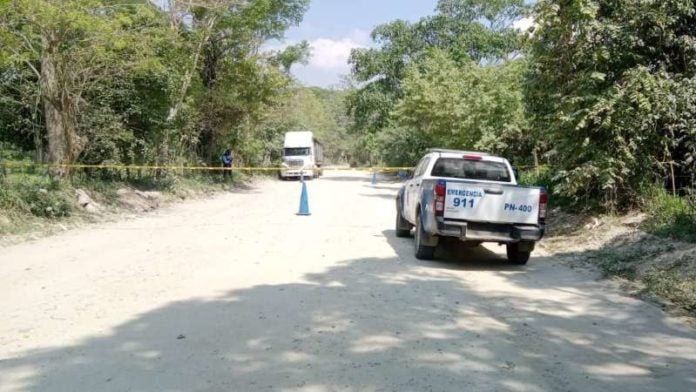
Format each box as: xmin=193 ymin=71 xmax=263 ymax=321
xmin=415 ymin=213 xmax=436 ymax=260
xmin=506 ymin=243 xmax=532 ymax=265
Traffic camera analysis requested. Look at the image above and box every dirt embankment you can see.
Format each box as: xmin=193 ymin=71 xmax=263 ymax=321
xmin=0 ymin=178 xmax=247 ymax=246
xmin=541 ymin=209 xmax=696 ymax=321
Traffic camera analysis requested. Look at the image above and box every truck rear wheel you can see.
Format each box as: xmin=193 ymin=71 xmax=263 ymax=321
xmin=506 ymin=243 xmax=531 ymax=265
xmin=395 ymin=202 xmax=413 ymax=238
xmin=415 ymin=213 xmax=436 ymax=260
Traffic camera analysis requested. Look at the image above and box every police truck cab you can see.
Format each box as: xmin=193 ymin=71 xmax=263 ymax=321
xmin=395 ymin=149 xmax=548 ymax=264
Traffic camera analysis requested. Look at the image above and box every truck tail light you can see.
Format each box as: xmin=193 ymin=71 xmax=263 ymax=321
xmin=539 ymin=190 xmax=548 ymax=220
xmin=463 ymin=155 xmax=482 ymax=161
xmin=434 ymin=180 xmax=446 ymax=216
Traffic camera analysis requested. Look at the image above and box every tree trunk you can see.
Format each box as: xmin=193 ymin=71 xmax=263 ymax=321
xmin=41 ymin=35 xmax=66 ymax=176
xmin=41 ymin=32 xmax=83 ymax=177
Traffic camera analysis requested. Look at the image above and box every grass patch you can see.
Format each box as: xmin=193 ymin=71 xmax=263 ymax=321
xmin=0 ymin=174 xmax=73 ymax=218
xmin=643 ymin=267 xmax=696 ymax=313
xmin=589 ymin=241 xmax=677 ymax=280
xmin=640 ymin=187 xmax=696 ymax=243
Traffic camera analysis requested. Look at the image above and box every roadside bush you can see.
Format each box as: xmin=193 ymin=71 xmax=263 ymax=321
xmin=0 ymin=174 xmax=73 ymax=218
xmin=26 ymin=188 xmax=73 ymax=218
xmin=641 ymin=186 xmax=696 ymax=243
xmin=517 ymin=166 xmax=577 ymax=210
xmin=518 ymin=165 xmax=555 ymax=190
xmin=376 ymin=127 xmax=432 ymax=168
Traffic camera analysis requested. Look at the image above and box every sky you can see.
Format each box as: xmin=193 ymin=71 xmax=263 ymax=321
xmin=275 ymin=0 xmax=440 ymax=88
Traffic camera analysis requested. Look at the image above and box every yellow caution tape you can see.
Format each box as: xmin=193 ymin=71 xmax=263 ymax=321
xmin=1 ymin=161 xmax=549 ymax=172
xmin=0 ymin=162 xmax=415 ymax=172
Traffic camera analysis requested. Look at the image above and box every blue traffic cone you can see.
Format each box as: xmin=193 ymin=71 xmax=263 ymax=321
xmin=297 ymin=180 xmax=311 ymax=216
xmin=371 ymin=171 xmax=378 ymax=185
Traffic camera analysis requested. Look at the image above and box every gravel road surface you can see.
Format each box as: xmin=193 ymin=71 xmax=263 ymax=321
xmin=1 ymin=171 xmax=695 ymax=392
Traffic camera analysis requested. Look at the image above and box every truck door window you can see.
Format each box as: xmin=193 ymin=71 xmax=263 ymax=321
xmin=431 ymin=158 xmax=511 ymax=182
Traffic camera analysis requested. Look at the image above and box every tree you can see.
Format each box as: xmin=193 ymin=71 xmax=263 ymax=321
xmin=180 ymin=0 xmax=310 ymax=163
xmin=0 ymin=62 xmax=42 ymax=156
xmin=0 ymin=0 xmax=311 ymax=171
xmin=347 ymin=0 xmax=528 ymax=136
xmin=346 ymin=0 xmax=530 ymax=167
xmin=0 ymin=0 xmax=172 ymax=175
xmin=526 ymin=0 xmax=696 ymax=208
xmin=272 ymin=41 xmax=310 ymax=75
xmin=388 ymin=49 xmax=527 ymax=165
xmin=251 ymin=86 xmax=354 ymax=165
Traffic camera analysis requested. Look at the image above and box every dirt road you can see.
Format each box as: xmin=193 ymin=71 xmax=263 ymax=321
xmin=1 ymin=172 xmax=695 ymax=392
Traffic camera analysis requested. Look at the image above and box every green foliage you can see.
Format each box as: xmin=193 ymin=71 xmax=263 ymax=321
xmin=249 ymin=86 xmax=354 ymax=165
xmin=0 ymin=0 xmax=189 ymax=166
xmin=347 ymin=0 xmax=696 ymax=217
xmin=518 ymin=166 xmax=585 ymax=210
xmin=526 ymin=0 xmax=696 ymax=210
xmin=518 ymin=166 xmax=555 ymax=191
xmin=641 ymin=186 xmax=696 ymax=242
xmin=197 ymin=55 xmax=292 ymax=164
xmin=348 ymin=0 xmax=528 ymax=137
xmin=0 ymin=65 xmax=41 ymax=151
xmin=271 ymin=41 xmax=310 ymax=74
xmin=186 ymin=0 xmax=310 ymax=164
xmin=310 ymin=88 xmax=354 ymax=163
xmin=375 ymin=127 xmax=432 ymax=167
xmin=394 ymin=49 xmax=528 ymax=155
xmin=0 ymin=0 xmax=312 ymax=171
xmin=0 ymin=174 xmax=72 ymax=218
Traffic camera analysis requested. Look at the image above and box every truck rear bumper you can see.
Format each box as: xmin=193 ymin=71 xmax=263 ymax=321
xmin=437 ymin=219 xmax=544 ymax=243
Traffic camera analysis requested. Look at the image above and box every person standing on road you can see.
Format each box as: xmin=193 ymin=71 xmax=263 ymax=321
xmin=221 ymin=149 xmax=234 ymax=180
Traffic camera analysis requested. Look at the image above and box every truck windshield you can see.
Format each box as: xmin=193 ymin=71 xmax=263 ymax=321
xmin=284 ymin=148 xmax=311 ymax=156
xmin=431 ymin=158 xmax=511 ymax=182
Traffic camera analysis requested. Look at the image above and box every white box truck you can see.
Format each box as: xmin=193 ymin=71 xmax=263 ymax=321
xmin=279 ymin=131 xmax=324 ymax=180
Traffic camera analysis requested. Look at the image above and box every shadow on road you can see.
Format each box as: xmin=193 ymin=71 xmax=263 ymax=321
xmin=3 ymin=251 xmax=695 ymax=390
xmin=383 ymin=229 xmax=520 ymax=272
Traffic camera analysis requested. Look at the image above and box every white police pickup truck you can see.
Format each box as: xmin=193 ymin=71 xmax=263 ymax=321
xmin=395 ymin=149 xmax=548 ymax=264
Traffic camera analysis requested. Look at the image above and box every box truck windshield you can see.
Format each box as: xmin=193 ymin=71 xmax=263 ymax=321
xmin=285 ymin=147 xmax=311 ymax=156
